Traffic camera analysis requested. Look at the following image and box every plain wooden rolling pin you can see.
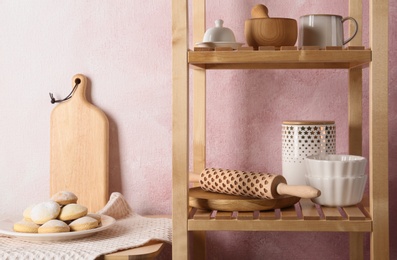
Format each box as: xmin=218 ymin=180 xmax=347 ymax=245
xmin=190 ymin=168 xmax=320 ymax=199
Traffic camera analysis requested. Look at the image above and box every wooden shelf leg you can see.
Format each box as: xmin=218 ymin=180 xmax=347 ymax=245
xmin=348 ymin=67 xmax=363 ymax=156
xmin=348 ymin=2 xmax=367 ymax=259
xmin=192 ymin=1 xmax=207 ymax=258
xmin=172 ymin=0 xmax=189 ymax=259
xmin=192 ymin=65 xmax=207 ymax=260
xmin=369 ymin=0 xmax=389 ymax=259
xmin=349 ymin=233 xmax=364 ymax=260
xmin=191 ymin=231 xmax=206 ymax=260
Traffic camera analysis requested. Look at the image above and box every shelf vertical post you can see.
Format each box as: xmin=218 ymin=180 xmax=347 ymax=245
xmin=348 ymin=0 xmax=364 ymax=258
xmin=172 ymin=0 xmax=189 ymax=259
xmin=369 ymin=0 xmax=389 ymax=259
xmin=193 ymin=0 xmax=207 ymax=175
xmin=192 ymin=0 xmax=207 ymax=259
xmin=348 ymin=0 xmax=363 ymax=156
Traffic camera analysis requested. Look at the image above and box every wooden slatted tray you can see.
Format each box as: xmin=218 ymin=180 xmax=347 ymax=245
xmin=188 ymin=199 xmax=372 ymax=232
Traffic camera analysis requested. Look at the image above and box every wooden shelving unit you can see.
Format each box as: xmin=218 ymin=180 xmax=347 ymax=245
xmin=172 ymin=0 xmax=389 ymax=259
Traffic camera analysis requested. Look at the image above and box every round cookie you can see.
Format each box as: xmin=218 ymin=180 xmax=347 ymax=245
xmin=69 ymin=216 xmax=98 ymax=231
xmin=38 ymin=219 xmax=70 ymax=233
xmin=86 ymin=213 xmax=102 ymax=225
xmin=22 ymin=204 xmax=36 ymax=221
xmin=13 ymin=219 xmax=39 ymax=233
xmin=30 ymin=201 xmax=61 ymax=224
xmin=58 ymin=203 xmax=88 ymax=221
xmin=51 ymin=191 xmax=78 ymax=206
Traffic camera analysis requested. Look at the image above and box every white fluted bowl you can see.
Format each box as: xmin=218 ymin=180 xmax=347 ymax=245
xmin=305 ymin=154 xmax=367 ymax=178
xmin=305 ymin=175 xmax=367 ymax=207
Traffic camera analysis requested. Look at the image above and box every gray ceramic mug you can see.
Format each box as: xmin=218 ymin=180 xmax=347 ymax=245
xmin=298 ymin=14 xmax=358 ymax=48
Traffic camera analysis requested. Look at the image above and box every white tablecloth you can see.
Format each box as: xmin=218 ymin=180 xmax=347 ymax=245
xmin=0 ymin=192 xmax=172 ymax=259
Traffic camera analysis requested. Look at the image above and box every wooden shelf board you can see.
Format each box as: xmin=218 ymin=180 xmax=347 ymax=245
xmin=188 ymin=199 xmax=372 ymax=232
xmin=188 ymin=49 xmax=371 ymax=70
xmin=188 ymin=219 xmax=372 ymax=232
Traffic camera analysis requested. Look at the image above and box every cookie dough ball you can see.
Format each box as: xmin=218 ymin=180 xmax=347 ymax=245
xmin=69 ymin=216 xmax=98 ymax=231
xmin=13 ymin=219 xmax=39 ymax=233
xmin=58 ymin=203 xmax=88 ymax=221
xmin=22 ymin=204 xmax=36 ymax=221
xmin=51 ymin=191 xmax=78 ymax=206
xmin=30 ymin=201 xmax=61 ymax=224
xmin=38 ymin=219 xmax=70 ymax=233
xmin=86 ymin=213 xmax=102 ymax=225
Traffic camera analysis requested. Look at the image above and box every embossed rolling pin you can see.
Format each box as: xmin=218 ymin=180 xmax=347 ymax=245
xmin=189 ymin=168 xmax=320 ymax=199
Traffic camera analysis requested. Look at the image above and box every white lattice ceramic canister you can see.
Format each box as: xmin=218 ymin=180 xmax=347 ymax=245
xmin=282 ymin=121 xmax=336 ymax=185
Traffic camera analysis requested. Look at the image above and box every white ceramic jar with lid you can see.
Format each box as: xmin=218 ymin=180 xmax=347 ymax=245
xmin=202 ymin=19 xmax=236 ymax=42
xmin=195 ymin=19 xmax=243 ymax=49
xmin=281 ymin=121 xmax=336 ymax=185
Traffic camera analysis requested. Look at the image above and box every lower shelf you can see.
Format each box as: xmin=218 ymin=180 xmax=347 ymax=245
xmin=188 ymin=199 xmax=372 ymax=232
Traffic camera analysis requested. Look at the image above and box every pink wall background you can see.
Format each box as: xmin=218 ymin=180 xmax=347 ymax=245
xmin=0 ymin=1 xmax=394 ymax=259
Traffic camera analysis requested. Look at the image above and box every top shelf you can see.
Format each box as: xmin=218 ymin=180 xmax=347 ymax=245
xmin=188 ymin=46 xmax=371 ymax=70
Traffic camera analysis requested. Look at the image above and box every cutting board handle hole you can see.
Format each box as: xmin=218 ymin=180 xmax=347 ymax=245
xmin=75 ymin=78 xmax=81 ymax=84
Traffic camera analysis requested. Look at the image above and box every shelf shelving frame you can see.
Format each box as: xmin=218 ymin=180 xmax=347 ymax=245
xmin=172 ymin=0 xmax=389 ymax=259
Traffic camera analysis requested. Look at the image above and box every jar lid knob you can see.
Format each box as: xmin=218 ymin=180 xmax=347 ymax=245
xmin=215 ymin=19 xmax=224 ymax=27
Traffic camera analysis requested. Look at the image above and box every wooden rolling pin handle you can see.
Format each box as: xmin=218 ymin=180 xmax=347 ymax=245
xmin=276 ymin=183 xmax=321 ymax=199
xmin=189 ymin=172 xmax=201 ymax=182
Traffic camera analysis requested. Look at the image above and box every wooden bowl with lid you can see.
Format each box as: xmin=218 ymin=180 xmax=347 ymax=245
xmin=245 ymin=4 xmax=297 ymax=49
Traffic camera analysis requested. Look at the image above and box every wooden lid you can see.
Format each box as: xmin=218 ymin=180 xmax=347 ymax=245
xmin=282 ymin=120 xmax=335 ymax=125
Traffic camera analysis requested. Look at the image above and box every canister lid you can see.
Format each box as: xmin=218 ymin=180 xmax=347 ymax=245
xmin=282 ymin=120 xmax=335 ymax=125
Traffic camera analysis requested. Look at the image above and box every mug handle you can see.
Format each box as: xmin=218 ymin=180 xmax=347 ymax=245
xmin=342 ymin=17 xmax=359 ymax=45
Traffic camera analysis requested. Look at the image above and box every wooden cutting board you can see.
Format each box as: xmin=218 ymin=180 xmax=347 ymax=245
xmin=50 ymin=74 xmax=109 ymax=213
xmin=189 ymin=187 xmax=300 ymax=211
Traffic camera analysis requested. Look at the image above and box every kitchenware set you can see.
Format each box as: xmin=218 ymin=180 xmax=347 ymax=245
xmin=195 ymin=4 xmax=358 ymax=50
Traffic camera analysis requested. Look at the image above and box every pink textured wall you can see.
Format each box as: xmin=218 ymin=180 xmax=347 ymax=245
xmin=0 ymin=1 xmax=394 ymax=259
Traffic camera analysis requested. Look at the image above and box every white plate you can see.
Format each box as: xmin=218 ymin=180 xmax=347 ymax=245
xmin=195 ymin=41 xmax=244 ymax=49
xmin=0 ymin=215 xmax=116 ymax=241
